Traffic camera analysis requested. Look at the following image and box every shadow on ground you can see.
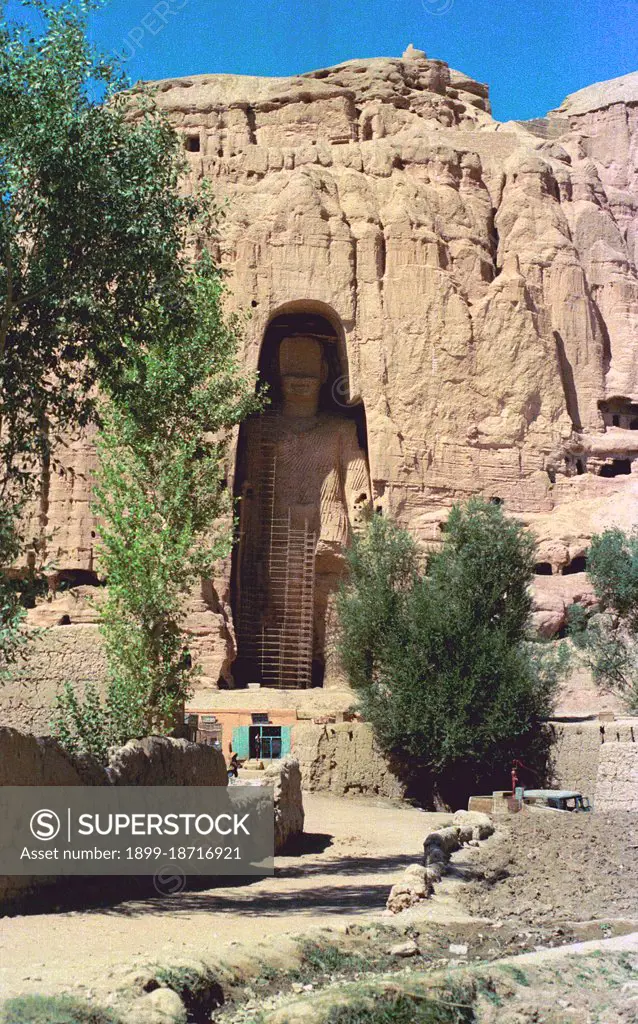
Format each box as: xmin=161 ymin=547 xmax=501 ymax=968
xmin=2 ymin=835 xmax=418 ymax=920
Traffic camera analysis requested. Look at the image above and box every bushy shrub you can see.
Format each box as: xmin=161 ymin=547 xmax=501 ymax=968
xmin=338 ymin=500 xmax=563 ymax=802
xmin=568 ymin=528 xmax=638 ymax=710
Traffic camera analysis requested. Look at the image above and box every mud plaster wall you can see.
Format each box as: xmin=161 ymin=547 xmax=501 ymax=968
xmin=550 ymin=719 xmax=638 ymax=798
xmin=0 ymin=729 xmax=228 ymax=908
xmin=292 ymin=720 xmax=406 ymax=799
xmin=1 ymin=625 xmax=106 ymax=735
xmin=595 ymin=743 xmax=638 ymax=811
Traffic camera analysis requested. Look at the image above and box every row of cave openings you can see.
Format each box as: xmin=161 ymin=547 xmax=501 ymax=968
xmin=534 ymin=555 xmax=587 ymax=578
xmin=559 ymin=399 xmax=638 ymax=481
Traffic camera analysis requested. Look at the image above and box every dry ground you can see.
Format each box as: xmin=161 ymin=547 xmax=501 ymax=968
xmin=455 ymin=810 xmax=638 ymax=927
xmin=1 ymin=798 xmax=637 ymax=1022
xmin=0 ymin=794 xmax=454 ymax=1004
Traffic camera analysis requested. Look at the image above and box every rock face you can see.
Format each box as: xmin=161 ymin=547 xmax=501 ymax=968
xmin=21 ymin=55 xmax=638 ymax=690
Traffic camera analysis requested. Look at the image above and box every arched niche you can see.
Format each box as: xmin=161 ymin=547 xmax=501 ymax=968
xmin=230 ymin=302 xmax=370 ymax=690
xmin=253 ymin=304 xmax=368 ymax=452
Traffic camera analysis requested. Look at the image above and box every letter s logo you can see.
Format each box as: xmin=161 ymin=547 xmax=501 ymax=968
xmin=30 ymin=809 xmax=61 ymax=841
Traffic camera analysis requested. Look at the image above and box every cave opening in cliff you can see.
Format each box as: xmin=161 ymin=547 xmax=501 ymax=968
xmin=49 ymin=569 xmax=103 ymax=593
xmin=599 ymin=459 xmax=632 ymax=478
xmin=562 ymin=555 xmax=588 ymax=575
xmin=184 ymin=133 xmax=200 ymax=152
xmin=231 ymin=305 xmax=370 ymax=691
xmin=535 ymin=562 xmax=553 ymax=576
xmin=599 ymin=398 xmax=638 ymax=431
xmin=565 ymin=455 xmax=586 ymax=475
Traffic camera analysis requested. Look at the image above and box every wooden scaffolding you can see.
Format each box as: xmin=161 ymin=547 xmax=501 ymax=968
xmin=237 ymin=433 xmax=316 ymax=688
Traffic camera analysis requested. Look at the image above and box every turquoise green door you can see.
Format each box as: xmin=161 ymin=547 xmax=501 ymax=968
xmin=232 ymin=726 xmax=250 ymax=759
xmin=281 ymin=726 xmax=292 ymax=756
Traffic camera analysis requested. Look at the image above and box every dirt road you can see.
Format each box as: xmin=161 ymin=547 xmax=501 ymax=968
xmin=0 ymin=794 xmax=452 ymax=1003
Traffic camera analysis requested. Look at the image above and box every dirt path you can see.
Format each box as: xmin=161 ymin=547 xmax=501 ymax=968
xmin=0 ymin=794 xmax=454 ymax=1003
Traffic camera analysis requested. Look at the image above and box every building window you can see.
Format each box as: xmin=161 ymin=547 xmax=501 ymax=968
xmin=185 ymin=134 xmax=201 ymax=153
xmin=251 ymin=713 xmax=269 ymax=724
xmin=195 ymin=715 xmax=222 ymax=748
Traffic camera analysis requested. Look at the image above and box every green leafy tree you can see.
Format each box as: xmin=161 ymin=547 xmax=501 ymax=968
xmin=0 ymin=0 xmax=214 ymax=673
xmin=0 ymin=502 xmax=26 ymax=678
xmin=337 ymin=512 xmax=419 ymax=692
xmin=568 ymin=528 xmax=638 ymax=710
xmin=53 ymin=260 xmax=259 ymax=759
xmin=338 ymin=500 xmax=562 ymax=804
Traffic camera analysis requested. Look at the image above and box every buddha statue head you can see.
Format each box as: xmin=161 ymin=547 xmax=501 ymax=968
xmin=279 ymin=336 xmax=327 ymax=418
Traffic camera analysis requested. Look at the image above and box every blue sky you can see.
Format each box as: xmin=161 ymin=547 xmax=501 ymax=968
xmin=6 ymin=0 xmax=638 ymax=121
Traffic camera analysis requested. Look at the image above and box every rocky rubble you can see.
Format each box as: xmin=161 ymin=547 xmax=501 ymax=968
xmin=386 ymin=810 xmax=494 ymax=913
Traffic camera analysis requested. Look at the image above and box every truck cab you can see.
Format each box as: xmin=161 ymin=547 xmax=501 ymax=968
xmin=521 ymin=789 xmax=592 ymax=812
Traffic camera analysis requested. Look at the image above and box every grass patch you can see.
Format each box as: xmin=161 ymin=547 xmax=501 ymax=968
xmin=500 ymin=965 xmax=530 ymax=987
xmin=0 ymin=995 xmax=121 ymax=1024
xmin=474 ymin=977 xmax=503 ymax=1008
xmin=324 ymin=991 xmax=475 ymax=1024
xmin=290 ymin=939 xmax=395 ymax=984
xmin=153 ymin=965 xmax=223 ymax=1022
xmin=255 ymin=963 xmax=280 ymax=984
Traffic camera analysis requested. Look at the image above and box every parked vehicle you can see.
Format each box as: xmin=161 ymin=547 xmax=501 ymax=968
xmin=521 ymin=789 xmax=592 ymax=812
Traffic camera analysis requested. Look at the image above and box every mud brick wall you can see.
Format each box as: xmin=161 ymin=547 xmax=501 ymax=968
xmin=0 ymin=729 xmax=227 ymax=909
xmin=595 ymin=743 xmax=638 ymax=812
xmin=292 ymin=720 xmax=406 ymax=800
xmin=550 ymin=719 xmax=638 ymax=800
xmin=1 ymin=625 xmax=106 ymax=735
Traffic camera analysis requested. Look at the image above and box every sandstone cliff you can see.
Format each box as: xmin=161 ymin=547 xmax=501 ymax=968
xmin=24 ymin=51 xmax=638 ymax=690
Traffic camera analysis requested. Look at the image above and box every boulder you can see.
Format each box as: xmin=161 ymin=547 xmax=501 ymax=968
xmin=452 ymin=809 xmax=495 ymax=841
xmin=386 ymin=862 xmax=434 ymax=913
xmin=425 ymin=863 xmax=443 ymax=884
xmin=389 ymin=940 xmax=419 ymax=957
xmin=423 ymin=825 xmax=461 ymax=865
xmin=123 ymin=988 xmax=187 ymax=1024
